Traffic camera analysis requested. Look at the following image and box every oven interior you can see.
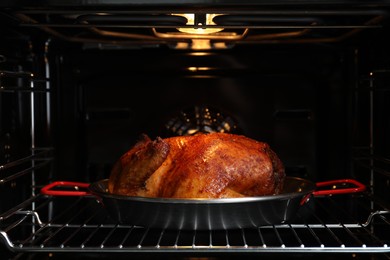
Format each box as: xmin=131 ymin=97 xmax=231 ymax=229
xmin=1 ymin=1 xmax=390 ymax=259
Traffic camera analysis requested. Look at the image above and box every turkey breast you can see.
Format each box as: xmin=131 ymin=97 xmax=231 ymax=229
xmin=108 ymin=132 xmax=285 ymax=199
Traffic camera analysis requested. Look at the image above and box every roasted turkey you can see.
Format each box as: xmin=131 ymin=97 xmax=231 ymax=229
xmin=108 ymin=132 xmax=285 ymax=199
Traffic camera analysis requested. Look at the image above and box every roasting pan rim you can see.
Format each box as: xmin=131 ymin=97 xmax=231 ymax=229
xmin=88 ymin=176 xmax=316 ymax=204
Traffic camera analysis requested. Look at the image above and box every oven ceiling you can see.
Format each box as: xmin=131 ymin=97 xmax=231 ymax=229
xmin=1 ymin=0 xmax=390 ymax=49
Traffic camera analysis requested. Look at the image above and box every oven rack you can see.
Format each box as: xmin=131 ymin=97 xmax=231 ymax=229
xmin=0 ymin=190 xmax=389 ymax=255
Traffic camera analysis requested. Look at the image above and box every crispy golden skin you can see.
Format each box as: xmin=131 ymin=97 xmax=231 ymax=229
xmin=108 ymin=133 xmax=285 ymax=199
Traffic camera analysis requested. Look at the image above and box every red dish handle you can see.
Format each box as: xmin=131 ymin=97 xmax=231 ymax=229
xmin=312 ymin=179 xmax=366 ymax=196
xmin=41 ymin=181 xmax=91 ymax=196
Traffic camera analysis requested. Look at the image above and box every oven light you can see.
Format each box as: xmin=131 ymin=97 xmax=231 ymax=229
xmin=174 ymin=40 xmax=229 ymax=50
xmin=187 ymin=66 xmax=212 ymax=72
xmin=189 ymin=52 xmax=211 ymax=56
xmin=174 ymin=13 xmax=223 ymax=34
xmin=191 ymin=39 xmax=212 ymax=49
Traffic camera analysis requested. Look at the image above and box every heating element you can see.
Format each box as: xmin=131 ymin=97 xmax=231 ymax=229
xmin=1 ymin=3 xmax=389 ymax=49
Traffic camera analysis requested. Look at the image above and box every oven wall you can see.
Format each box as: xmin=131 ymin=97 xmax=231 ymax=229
xmin=45 ymin=41 xmax=354 ymax=184
xmin=2 ymin=20 xmax=389 ymax=196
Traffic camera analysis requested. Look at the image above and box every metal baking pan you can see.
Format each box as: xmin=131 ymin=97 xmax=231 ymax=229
xmin=41 ymin=176 xmax=365 ymax=230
